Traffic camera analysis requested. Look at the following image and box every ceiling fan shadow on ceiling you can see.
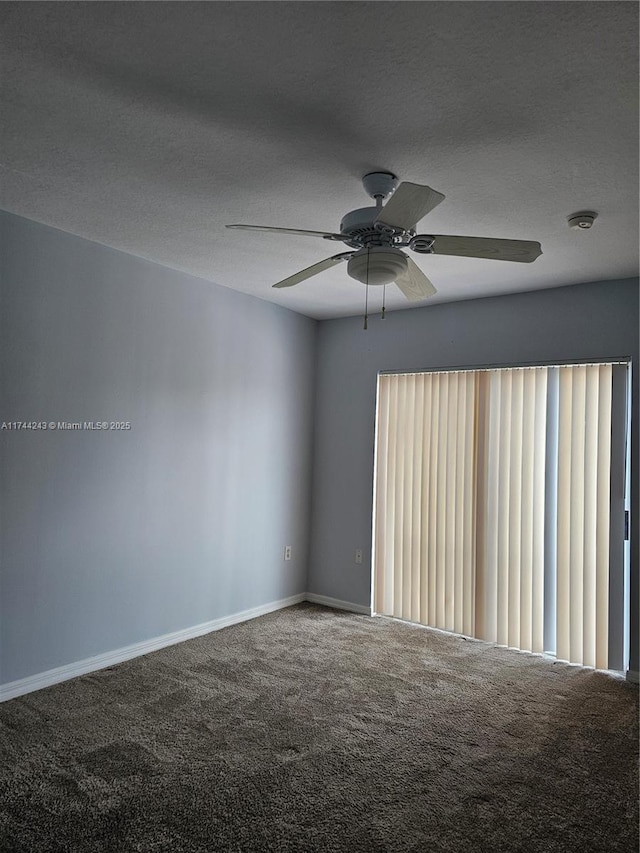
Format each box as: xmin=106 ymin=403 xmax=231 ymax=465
xmin=226 ymin=171 xmax=542 ymax=322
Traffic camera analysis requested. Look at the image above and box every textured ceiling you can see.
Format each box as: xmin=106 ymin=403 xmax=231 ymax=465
xmin=1 ymin=1 xmax=638 ymax=319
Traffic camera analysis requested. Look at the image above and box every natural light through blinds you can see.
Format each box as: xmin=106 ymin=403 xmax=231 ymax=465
xmin=374 ymin=372 xmax=477 ymax=635
xmin=373 ymin=363 xmax=628 ymax=670
xmin=555 ymin=364 xmax=612 ymax=668
xmin=475 ymin=367 xmax=548 ymax=655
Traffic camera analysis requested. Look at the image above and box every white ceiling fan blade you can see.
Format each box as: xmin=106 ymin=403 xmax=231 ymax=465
xmin=394 ymin=257 xmax=437 ymax=301
xmin=430 ymin=235 xmax=542 ymax=263
xmin=272 ymin=253 xmax=352 ymax=288
xmin=226 ymin=224 xmax=346 ymax=241
xmin=375 ymin=182 xmax=445 ymax=231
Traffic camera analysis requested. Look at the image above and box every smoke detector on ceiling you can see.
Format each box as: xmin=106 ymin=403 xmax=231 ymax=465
xmin=568 ymin=211 xmax=597 ymax=230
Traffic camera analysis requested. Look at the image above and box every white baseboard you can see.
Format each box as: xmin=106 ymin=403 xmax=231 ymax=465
xmin=305 ymin=592 xmax=371 ymax=615
xmin=1 ymin=590 xmax=631 ymax=702
xmin=0 ymin=592 xmax=306 ymax=703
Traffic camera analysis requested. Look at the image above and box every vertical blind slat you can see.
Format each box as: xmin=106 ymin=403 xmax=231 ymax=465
xmin=570 ymin=367 xmax=587 ymax=664
xmin=411 ymin=376 xmax=424 ymax=623
xmin=508 ymin=369 xmax=523 ymax=648
xmin=596 ymin=366 xmax=612 ymax=669
xmin=392 ymin=377 xmax=404 ymax=616
xmin=402 ymin=375 xmax=415 ymax=621
xmin=483 ymin=373 xmax=501 ymax=642
xmin=444 ymin=373 xmax=457 ymax=630
xmin=497 ymin=371 xmax=511 ymax=646
xmin=463 ymin=375 xmax=477 ymax=635
xmin=556 ymin=368 xmax=572 ymax=662
xmin=454 ymin=376 xmax=465 ymax=633
xmin=427 ymin=375 xmax=438 ymax=627
xmin=385 ymin=377 xmax=398 ymax=615
xmin=520 ymin=369 xmax=535 ymax=651
xmin=373 ymin=376 xmax=384 ymax=614
xmin=583 ymin=368 xmax=599 ymax=666
xmin=419 ymin=376 xmax=432 ymax=624
xmin=532 ymin=369 xmax=548 ymax=653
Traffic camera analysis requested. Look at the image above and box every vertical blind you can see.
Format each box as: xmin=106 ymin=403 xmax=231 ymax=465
xmin=373 ymin=363 xmax=627 ymax=670
xmin=374 ymin=371 xmax=477 ymax=635
xmin=475 ymin=367 xmax=548 ymax=655
xmin=555 ymin=364 xmax=613 ymax=669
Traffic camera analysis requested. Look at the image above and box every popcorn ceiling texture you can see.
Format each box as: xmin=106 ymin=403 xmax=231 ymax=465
xmin=0 ymin=604 xmax=637 ymax=852
xmin=0 ymin=1 xmax=638 ymax=318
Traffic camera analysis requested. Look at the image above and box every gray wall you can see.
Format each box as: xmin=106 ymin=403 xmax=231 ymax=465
xmin=308 ymin=278 xmax=639 ymax=672
xmin=2 ymin=210 xmax=637 ymax=686
xmin=0 ymin=211 xmax=317 ymax=684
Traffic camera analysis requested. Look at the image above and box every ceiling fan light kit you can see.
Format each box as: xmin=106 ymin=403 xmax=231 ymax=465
xmin=226 ymin=171 xmax=543 ymax=320
xmin=347 ymin=246 xmax=409 ymax=286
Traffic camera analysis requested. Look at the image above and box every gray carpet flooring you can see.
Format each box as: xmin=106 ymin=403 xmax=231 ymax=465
xmin=0 ymin=603 xmax=638 ymax=852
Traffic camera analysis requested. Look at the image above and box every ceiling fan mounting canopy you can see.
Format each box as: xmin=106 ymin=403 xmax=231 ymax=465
xmin=361 ymin=171 xmax=399 ymax=201
xmin=225 ymin=170 xmax=542 ymax=303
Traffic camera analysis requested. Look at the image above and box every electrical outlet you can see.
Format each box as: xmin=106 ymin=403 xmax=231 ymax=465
xmin=284 ymin=545 xmax=292 ymax=561
xmin=355 ymin=549 xmax=363 ymax=565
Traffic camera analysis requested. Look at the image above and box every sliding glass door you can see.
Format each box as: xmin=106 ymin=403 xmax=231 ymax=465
xmin=372 ymin=362 xmax=630 ymax=671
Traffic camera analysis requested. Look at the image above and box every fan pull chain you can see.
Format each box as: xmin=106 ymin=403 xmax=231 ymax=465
xmin=381 ymin=284 xmax=386 ymax=319
xmin=364 ymin=285 xmax=369 ymax=329
xmin=363 ymin=248 xmax=370 ymax=330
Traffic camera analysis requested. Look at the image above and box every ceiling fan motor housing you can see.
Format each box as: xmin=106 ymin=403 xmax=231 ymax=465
xmin=347 ymin=246 xmax=408 ymax=286
xmin=339 ymin=207 xmax=401 ymax=249
xmin=339 ymin=206 xmax=380 ymax=236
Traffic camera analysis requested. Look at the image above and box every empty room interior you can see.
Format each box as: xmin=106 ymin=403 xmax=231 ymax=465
xmin=0 ymin=2 xmax=638 ymax=851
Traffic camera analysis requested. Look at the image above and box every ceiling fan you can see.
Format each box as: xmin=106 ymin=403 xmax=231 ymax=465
xmin=226 ymin=171 xmax=542 ymax=303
